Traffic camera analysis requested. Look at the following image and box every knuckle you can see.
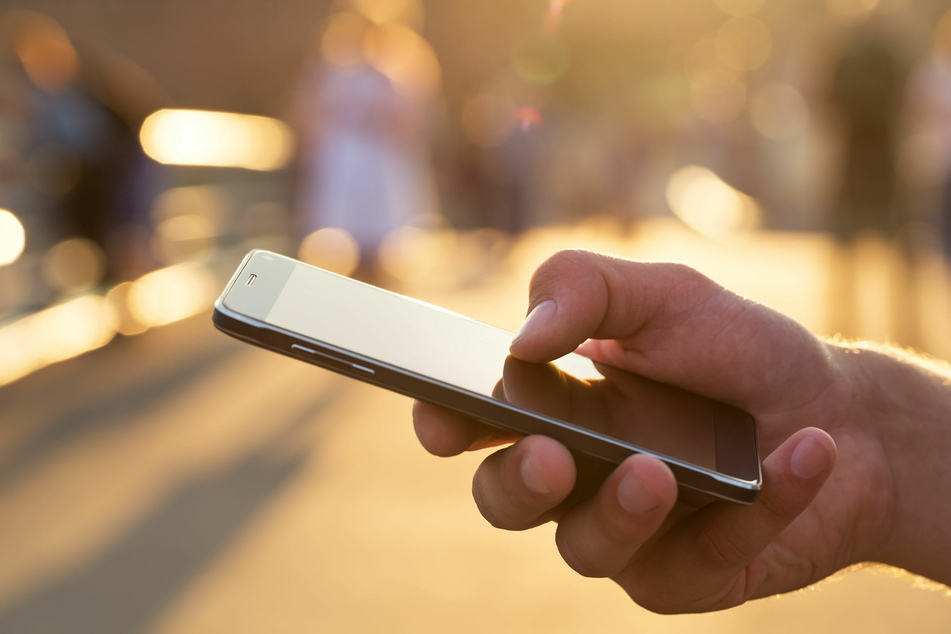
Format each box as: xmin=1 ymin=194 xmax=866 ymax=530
xmin=757 ymin=487 xmax=805 ymax=522
xmin=555 ymin=527 xmax=608 ymax=578
xmin=620 ymin=569 xmax=750 ymax=615
xmin=695 ymin=522 xmax=751 ymax=572
xmin=530 ymin=249 xmax=598 ymax=294
xmin=471 ymin=452 xmax=545 ymax=531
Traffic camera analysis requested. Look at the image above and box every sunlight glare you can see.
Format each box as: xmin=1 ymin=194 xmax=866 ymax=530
xmin=0 ymin=209 xmax=26 ymax=266
xmin=140 ymin=109 xmax=294 ymax=171
xmin=665 ymin=165 xmax=762 ymax=241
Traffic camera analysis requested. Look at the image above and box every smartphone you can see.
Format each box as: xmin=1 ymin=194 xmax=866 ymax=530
xmin=213 ymin=250 xmax=761 ymax=504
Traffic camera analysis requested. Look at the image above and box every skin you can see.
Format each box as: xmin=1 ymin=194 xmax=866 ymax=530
xmin=412 ymin=249 xmax=951 ymax=613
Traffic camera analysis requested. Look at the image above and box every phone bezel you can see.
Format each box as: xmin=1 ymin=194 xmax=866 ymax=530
xmin=213 ymin=250 xmax=762 ymax=504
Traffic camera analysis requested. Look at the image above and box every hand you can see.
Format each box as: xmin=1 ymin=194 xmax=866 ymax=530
xmin=413 ymin=250 xmax=896 ymax=613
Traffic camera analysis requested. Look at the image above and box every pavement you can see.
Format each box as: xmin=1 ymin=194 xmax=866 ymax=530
xmin=1 ymin=218 xmax=950 ymax=633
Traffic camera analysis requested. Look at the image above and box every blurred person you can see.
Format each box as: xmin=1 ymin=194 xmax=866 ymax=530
xmin=413 ymin=249 xmax=951 ymax=613
xmin=830 ymin=20 xmax=907 ymax=242
xmin=904 ymin=11 xmax=951 ymax=261
xmin=293 ymin=10 xmax=439 ymax=281
xmin=827 ymin=18 xmax=917 ymax=345
xmin=6 ymin=14 xmax=161 ymax=283
xmin=481 ymin=124 xmax=537 ymax=234
xmin=6 ymin=13 xmax=161 ymax=284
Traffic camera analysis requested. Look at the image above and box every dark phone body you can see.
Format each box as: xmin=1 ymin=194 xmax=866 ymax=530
xmin=213 ymin=250 xmax=761 ymax=504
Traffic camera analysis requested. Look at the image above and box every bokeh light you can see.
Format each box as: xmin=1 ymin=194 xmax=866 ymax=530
xmin=749 ymin=83 xmax=809 ymax=141
xmin=12 ymin=12 xmax=80 ymax=92
xmin=378 ymin=226 xmax=447 ymax=282
xmin=0 ymin=295 xmax=116 ymax=387
xmin=716 ymin=17 xmax=772 ymax=72
xmin=665 ymin=165 xmax=762 ymax=241
xmin=690 ymin=66 xmax=746 ymax=124
xmin=298 ymin=228 xmax=361 ymax=277
xmin=352 ymin=0 xmax=424 ymax=29
xmin=0 ymin=209 xmax=26 ymax=266
xmin=40 ymin=238 xmax=106 ymax=294
xmin=715 ymin=0 xmax=766 ymax=17
xmin=321 ymin=12 xmax=371 ymax=67
xmin=363 ymin=22 xmax=441 ymax=100
xmin=126 ymin=264 xmax=218 ymax=328
xmin=826 ymin=0 xmax=880 ymax=22
xmin=935 ymin=8 xmax=951 ymax=53
xmin=104 ymin=282 xmax=150 ymax=336
xmin=150 ymin=185 xmax=225 ymax=226
xmin=139 ymin=109 xmax=294 ymax=171
xmin=685 ymin=38 xmax=720 ymax=74
xmin=149 ymin=185 xmax=225 ymax=265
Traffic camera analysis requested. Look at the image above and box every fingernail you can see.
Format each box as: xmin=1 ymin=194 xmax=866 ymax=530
xmin=790 ymin=436 xmax=830 ymax=480
xmin=520 ymin=452 xmax=551 ymax=496
xmin=514 ymin=300 xmax=556 ymax=344
xmin=617 ymin=463 xmax=662 ymax=515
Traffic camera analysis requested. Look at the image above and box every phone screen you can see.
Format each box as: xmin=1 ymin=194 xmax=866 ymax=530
xmin=238 ymin=259 xmax=755 ymax=479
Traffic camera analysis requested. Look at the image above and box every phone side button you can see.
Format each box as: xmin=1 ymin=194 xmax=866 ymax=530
xmin=291 ymin=344 xmax=375 ymax=375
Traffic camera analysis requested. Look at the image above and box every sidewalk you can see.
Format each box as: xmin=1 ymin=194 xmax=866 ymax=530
xmin=1 ymin=219 xmax=949 ymax=634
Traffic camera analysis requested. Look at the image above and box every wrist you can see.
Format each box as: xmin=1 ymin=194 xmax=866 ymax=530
xmin=833 ymin=343 xmax=951 ymax=583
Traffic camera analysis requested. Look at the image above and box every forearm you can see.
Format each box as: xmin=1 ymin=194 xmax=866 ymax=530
xmin=838 ymin=343 xmax=951 ymax=584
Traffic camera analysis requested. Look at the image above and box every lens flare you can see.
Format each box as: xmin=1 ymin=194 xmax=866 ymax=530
xmin=511 ymin=33 xmax=569 ymax=86
xmin=0 ymin=209 xmax=26 ymax=266
xmin=515 ymin=106 xmax=543 ymax=131
xmin=544 ymin=0 xmax=574 ymax=32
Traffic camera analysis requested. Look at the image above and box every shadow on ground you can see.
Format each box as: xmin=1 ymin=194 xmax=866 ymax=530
xmin=0 ymin=386 xmax=343 ymax=634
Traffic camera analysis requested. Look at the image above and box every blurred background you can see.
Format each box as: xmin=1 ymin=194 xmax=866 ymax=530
xmin=2 ymin=0 xmax=951 ymax=631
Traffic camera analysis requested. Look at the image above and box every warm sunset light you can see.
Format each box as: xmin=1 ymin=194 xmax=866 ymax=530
xmin=665 ymin=165 xmax=762 ymax=241
xmin=139 ymin=109 xmax=294 ymax=171
xmin=126 ymin=263 xmax=218 ymax=328
xmin=0 ymin=295 xmax=115 ymax=387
